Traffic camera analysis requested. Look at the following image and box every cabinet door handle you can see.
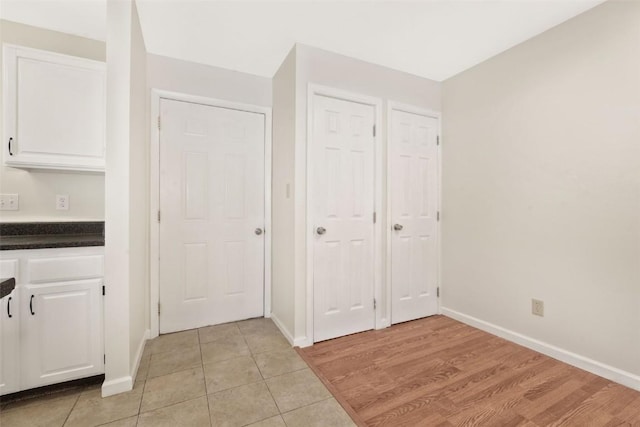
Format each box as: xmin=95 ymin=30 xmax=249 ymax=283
xmin=30 ymin=295 xmax=35 ymax=315
xmin=7 ymin=296 xmax=12 ymax=318
xmin=8 ymin=137 xmax=13 ymax=156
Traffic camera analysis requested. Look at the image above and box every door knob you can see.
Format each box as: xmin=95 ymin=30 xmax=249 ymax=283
xmin=393 ymin=224 xmax=403 ymax=231
xmin=255 ymin=228 xmax=263 ymax=235
xmin=316 ymin=227 xmax=326 ymax=235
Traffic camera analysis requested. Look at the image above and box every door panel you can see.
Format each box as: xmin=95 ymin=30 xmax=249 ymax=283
xmin=312 ymin=94 xmax=376 ymax=342
xmin=160 ymin=99 xmax=265 ymax=333
xmin=391 ymin=109 xmax=439 ymax=324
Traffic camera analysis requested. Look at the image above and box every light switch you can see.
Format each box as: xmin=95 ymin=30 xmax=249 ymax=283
xmin=0 ymin=194 xmax=19 ymax=211
xmin=56 ymin=194 xmax=69 ymax=210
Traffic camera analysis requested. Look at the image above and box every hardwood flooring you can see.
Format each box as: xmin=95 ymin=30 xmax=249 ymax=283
xmin=297 ymin=315 xmax=640 ymax=427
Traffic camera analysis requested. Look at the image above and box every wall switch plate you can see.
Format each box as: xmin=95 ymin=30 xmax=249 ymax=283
xmin=0 ymin=194 xmax=19 ymax=211
xmin=56 ymin=194 xmax=69 ymax=210
xmin=532 ymin=299 xmax=544 ymax=317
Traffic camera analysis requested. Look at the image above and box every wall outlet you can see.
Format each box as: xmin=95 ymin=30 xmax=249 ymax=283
xmin=56 ymin=194 xmax=69 ymax=210
xmin=0 ymin=194 xmax=19 ymax=211
xmin=532 ymin=299 xmax=544 ymax=317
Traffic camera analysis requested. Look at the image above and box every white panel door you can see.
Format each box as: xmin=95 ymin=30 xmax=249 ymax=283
xmin=312 ymin=94 xmax=376 ymax=342
xmin=21 ymin=280 xmax=103 ymax=388
xmin=390 ymin=109 xmax=439 ymax=324
xmin=160 ymin=99 xmax=265 ymax=333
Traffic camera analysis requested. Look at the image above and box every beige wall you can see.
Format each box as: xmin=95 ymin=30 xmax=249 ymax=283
xmin=442 ymin=0 xmax=640 ymax=377
xmin=147 ymin=53 xmax=271 ymax=107
xmin=0 ymin=20 xmax=106 ymax=221
xmin=270 ymin=47 xmax=296 ymax=337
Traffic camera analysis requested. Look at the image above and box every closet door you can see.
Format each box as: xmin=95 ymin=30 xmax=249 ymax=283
xmin=311 ymin=93 xmax=376 ymax=342
xmin=390 ymin=108 xmax=440 ymax=324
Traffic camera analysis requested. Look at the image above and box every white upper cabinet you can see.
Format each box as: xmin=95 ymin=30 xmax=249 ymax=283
xmin=3 ymin=45 xmax=106 ymax=172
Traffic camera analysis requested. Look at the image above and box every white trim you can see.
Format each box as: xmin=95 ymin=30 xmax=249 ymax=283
xmin=101 ymin=376 xmax=133 ymax=397
xmin=270 ymin=312 xmax=294 ymax=346
xmin=306 ymin=84 xmax=384 ymax=345
xmin=442 ymin=307 xmax=640 ymax=392
xmin=386 ymin=102 xmax=442 ymax=324
xmin=294 ymin=335 xmax=313 ymax=349
xmin=149 ymin=89 xmax=272 ymax=338
xmin=130 ymin=328 xmax=150 ymax=383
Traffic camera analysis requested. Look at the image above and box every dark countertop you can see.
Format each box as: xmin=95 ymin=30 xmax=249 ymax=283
xmin=0 ymin=277 xmax=16 ymax=299
xmin=0 ymin=222 xmax=104 ymax=251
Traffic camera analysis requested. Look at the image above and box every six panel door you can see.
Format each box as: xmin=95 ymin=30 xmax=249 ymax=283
xmin=390 ymin=108 xmax=439 ymax=324
xmin=312 ymin=94 xmax=376 ymax=342
xmin=159 ymin=99 xmax=266 ymax=333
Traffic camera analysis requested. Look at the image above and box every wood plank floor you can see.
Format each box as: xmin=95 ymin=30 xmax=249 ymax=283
xmin=297 ymin=315 xmax=640 ymax=427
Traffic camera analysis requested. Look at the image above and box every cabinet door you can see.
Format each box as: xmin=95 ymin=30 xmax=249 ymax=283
xmin=21 ymin=279 xmax=103 ymax=389
xmin=3 ymin=45 xmax=106 ymax=172
xmin=0 ymin=289 xmax=20 ymax=395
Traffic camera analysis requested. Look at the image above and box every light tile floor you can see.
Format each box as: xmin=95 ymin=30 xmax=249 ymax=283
xmin=0 ymin=318 xmax=355 ymax=427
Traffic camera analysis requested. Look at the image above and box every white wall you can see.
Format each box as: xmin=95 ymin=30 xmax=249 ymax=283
xmin=0 ymin=20 xmax=105 ymax=221
xmin=271 ymin=47 xmax=296 ymax=337
xmin=128 ymin=1 xmax=149 ymax=378
xmin=270 ymin=44 xmax=442 ymax=343
xmin=442 ymin=0 xmax=640 ymax=381
xmin=147 ymin=54 xmax=271 ymax=107
xmin=103 ymin=0 xmax=133 ymax=396
xmin=103 ymin=0 xmax=149 ymax=397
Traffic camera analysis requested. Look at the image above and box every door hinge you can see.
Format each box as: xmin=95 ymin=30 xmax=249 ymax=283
xmin=158 ymin=302 xmax=161 ymax=315
xmin=104 ymin=354 xmax=106 ymax=364
xmin=157 ymin=116 xmax=161 ymax=131
xmin=157 ymin=210 xmax=161 ymax=222
xmin=437 ymin=135 xmax=440 ymax=146
xmin=373 ymin=212 xmax=377 ymax=224
xmin=437 ymin=287 xmax=440 ymax=298
xmin=373 ymin=125 xmax=376 ymax=137
xmin=374 ymin=299 xmax=377 ymax=310
xmin=102 ymin=285 xmax=105 ymax=296
xmin=437 ymin=211 xmax=440 ymax=221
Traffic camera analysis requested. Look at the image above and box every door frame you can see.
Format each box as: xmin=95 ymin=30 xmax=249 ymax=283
xmin=306 ymin=84 xmax=384 ymax=344
xmin=149 ymin=89 xmax=272 ymax=338
xmin=386 ymin=101 xmax=442 ymax=322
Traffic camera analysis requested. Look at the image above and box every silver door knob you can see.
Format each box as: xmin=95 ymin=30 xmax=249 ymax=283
xmin=255 ymin=228 xmax=263 ymax=235
xmin=393 ymin=224 xmax=403 ymax=231
xmin=316 ymin=227 xmax=326 ymax=235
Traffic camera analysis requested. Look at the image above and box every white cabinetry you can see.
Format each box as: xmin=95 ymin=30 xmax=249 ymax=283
xmin=2 ymin=45 xmax=106 ymax=172
xmin=0 ymin=259 xmax=19 ymax=395
xmin=0 ymin=247 xmax=104 ymax=396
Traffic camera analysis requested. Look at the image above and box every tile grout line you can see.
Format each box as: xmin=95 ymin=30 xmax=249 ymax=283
xmin=59 ymin=387 xmax=82 ymax=426
xmin=198 ymin=326 xmax=214 ymax=427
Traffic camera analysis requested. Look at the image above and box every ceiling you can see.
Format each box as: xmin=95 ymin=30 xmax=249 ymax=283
xmin=1 ymin=0 xmax=606 ymax=81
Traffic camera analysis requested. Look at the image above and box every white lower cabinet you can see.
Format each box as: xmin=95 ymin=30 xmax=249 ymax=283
xmin=21 ymin=280 xmax=103 ymax=388
xmin=0 ymin=248 xmax=104 ymax=396
xmin=0 ymin=289 xmax=20 ymax=395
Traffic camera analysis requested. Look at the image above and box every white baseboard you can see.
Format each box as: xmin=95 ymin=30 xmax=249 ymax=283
xmin=270 ymin=312 xmax=295 ymax=346
xmin=442 ymin=307 xmax=640 ymax=392
xmin=131 ymin=328 xmax=150 ymax=382
xmin=101 ymin=376 xmax=133 ymax=397
xmin=101 ymin=328 xmax=150 ymax=397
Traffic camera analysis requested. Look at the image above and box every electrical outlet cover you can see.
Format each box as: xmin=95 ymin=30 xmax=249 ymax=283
xmin=0 ymin=194 xmax=19 ymax=211
xmin=532 ymin=299 xmax=544 ymax=317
